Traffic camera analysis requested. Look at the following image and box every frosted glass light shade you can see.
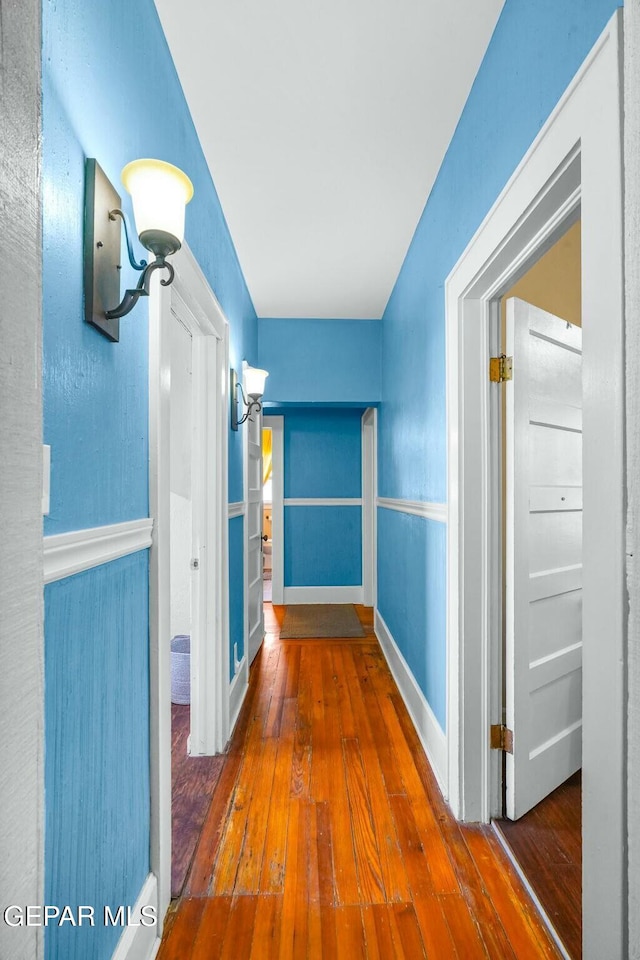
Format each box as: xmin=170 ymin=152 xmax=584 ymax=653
xmin=244 ymin=366 xmax=269 ymax=397
xmin=121 ymin=159 xmax=194 ymax=245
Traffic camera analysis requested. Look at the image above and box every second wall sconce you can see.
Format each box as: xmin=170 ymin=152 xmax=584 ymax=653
xmin=230 ymin=365 xmax=269 ymax=431
xmin=84 ymin=157 xmax=194 ymax=341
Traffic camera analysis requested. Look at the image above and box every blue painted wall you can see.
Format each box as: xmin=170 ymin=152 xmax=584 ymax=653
xmin=378 ymin=0 xmax=620 ymax=730
xmin=283 ymin=409 xmax=362 ymax=499
xmin=44 ymin=554 xmax=150 ymax=960
xmin=259 ymin=318 xmax=381 ymax=405
xmin=43 ymin=0 xmax=256 ymax=533
xmin=42 ymin=1 xmax=257 ymax=957
xmin=285 ymin=507 xmax=362 ymax=587
xmin=377 ymin=511 xmax=446 ymax=728
xmin=266 ymin=409 xmax=364 ymax=588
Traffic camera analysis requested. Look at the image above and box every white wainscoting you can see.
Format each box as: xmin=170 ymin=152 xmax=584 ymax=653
xmin=44 ymin=518 xmax=154 ymax=584
xmin=376 ymin=497 xmax=447 ymax=524
xmin=283 ymin=585 xmax=364 ymax=605
xmin=282 ymin=498 xmax=363 ymax=602
xmin=228 ymin=501 xmax=245 ymax=518
xmin=375 ymin=609 xmax=448 ymax=796
xmin=283 ymin=498 xmax=362 ymax=507
xmin=110 ymin=872 xmax=160 ymax=960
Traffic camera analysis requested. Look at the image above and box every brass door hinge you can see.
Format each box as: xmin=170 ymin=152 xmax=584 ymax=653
xmin=489 ymin=355 xmax=513 ymax=383
xmin=490 ymin=724 xmax=513 ymax=753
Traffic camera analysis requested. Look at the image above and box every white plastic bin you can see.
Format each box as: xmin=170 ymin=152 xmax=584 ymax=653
xmin=171 ymin=634 xmax=190 ymax=704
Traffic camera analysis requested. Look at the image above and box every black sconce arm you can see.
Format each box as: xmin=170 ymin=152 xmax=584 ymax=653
xmin=104 ymin=207 xmax=176 ymax=320
xmin=236 ymin=381 xmax=263 ymax=426
xmin=105 ymin=256 xmax=175 ymax=320
xmin=109 ymin=209 xmax=147 ymax=272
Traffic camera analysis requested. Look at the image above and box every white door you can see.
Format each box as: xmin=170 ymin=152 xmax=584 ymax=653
xmin=244 ymin=365 xmax=264 ymax=664
xmin=505 ymin=297 xmax=582 ymax=820
xmin=361 ymin=407 xmax=377 ymax=608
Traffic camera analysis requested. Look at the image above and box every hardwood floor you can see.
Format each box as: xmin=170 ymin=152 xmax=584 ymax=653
xmin=159 ymin=605 xmax=560 ymax=958
xmin=172 ymin=703 xmax=226 ymax=897
xmin=495 ymin=772 xmax=582 ymax=959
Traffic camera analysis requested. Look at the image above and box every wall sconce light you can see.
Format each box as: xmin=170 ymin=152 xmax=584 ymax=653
xmin=84 ymin=157 xmax=194 ymax=341
xmin=230 ymin=365 xmax=269 ymax=431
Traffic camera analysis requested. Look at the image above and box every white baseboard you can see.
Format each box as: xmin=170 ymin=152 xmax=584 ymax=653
xmin=229 ymin=655 xmax=248 ymax=733
xmin=282 ymin=585 xmax=364 ymax=605
xmin=374 ymin=609 xmax=448 ymax=796
xmin=283 ymin=497 xmax=362 ymax=507
xmin=110 ymin=873 xmax=161 ymax=960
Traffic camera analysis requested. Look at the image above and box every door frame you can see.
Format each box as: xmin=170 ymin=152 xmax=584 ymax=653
xmin=445 ymin=13 xmax=625 ymax=958
xmin=242 ymin=360 xmax=265 ymax=664
xmin=362 ymin=407 xmax=378 ymax=607
xmin=148 ymin=242 xmax=230 ymax=924
xmin=264 ymin=415 xmax=285 ymax=605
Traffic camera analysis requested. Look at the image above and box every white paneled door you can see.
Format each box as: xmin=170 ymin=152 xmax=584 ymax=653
xmin=505 ymin=298 xmax=583 ymax=820
xmin=244 ymin=366 xmax=264 ymax=665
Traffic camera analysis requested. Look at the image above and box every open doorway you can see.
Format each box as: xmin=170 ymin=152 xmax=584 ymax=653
xmin=262 ymin=415 xmax=284 ymax=606
xmin=446 ymin=27 xmax=625 ymax=953
xmin=493 ymin=221 xmax=583 ymax=959
xmin=166 ymin=308 xmax=225 ymax=899
xmin=148 ymin=246 xmax=230 ymax=919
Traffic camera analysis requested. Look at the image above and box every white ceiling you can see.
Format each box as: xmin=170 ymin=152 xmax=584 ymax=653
xmin=154 ymin=0 xmax=505 ymax=319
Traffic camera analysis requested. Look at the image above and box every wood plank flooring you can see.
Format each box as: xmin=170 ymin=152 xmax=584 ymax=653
xmin=172 ymin=703 xmax=226 ymax=897
xmin=159 ymin=605 xmax=560 ymax=959
xmin=495 ymin=771 xmax=582 ymax=959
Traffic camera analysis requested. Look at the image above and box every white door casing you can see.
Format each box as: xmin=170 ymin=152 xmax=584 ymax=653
xmin=504 ymin=298 xmax=582 ymax=820
xmin=624 ymin=2 xmax=640 ymax=951
xmin=362 ymin=407 xmax=378 ymax=608
xmin=148 ymin=244 xmax=230 ymax=925
xmin=244 ymin=361 xmax=265 ymax=664
xmin=446 ymin=14 xmax=624 ymax=958
xmin=267 ymin=416 xmax=284 ymax=605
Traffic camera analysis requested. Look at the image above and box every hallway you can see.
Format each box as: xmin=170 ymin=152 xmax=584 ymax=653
xmin=158 ymin=606 xmax=560 ymax=959
xmin=4 ymin=3 xmax=638 ymax=959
